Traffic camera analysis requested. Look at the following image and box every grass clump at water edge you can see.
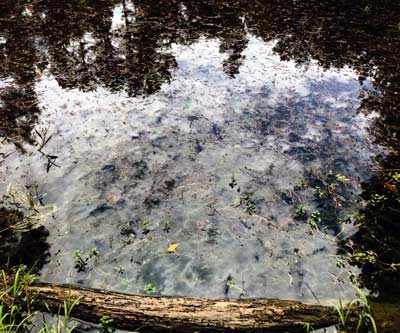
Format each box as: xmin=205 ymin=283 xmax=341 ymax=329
xmin=0 ymin=265 xmax=81 ymax=333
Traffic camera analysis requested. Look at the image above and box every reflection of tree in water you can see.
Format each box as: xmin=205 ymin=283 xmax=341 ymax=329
xmin=0 ymin=0 xmax=40 ymax=150
xmin=1 ymin=0 xmax=398 ymax=86
xmin=0 ymin=87 xmax=39 ymax=151
xmin=0 ymin=0 xmax=398 ymax=144
xmin=32 ymin=0 xmax=180 ymax=95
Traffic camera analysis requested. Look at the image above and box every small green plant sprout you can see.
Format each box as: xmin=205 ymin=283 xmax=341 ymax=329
xmin=315 ymin=186 xmax=327 ymax=199
xmin=352 ymin=250 xmax=378 ymax=265
xmin=142 ymin=219 xmax=150 ymax=235
xmin=336 ymin=174 xmax=350 ymax=183
xmin=114 ymin=265 xmax=124 ymax=275
xmin=294 ymin=178 xmax=308 ymax=190
xmin=392 ymin=172 xmax=400 ymax=182
xmin=97 ymin=315 xmax=115 ymax=333
xmin=336 ymin=257 xmax=346 ymax=269
xmin=72 ymin=247 xmax=99 ymax=273
xmin=163 ymin=220 xmax=171 ymax=233
xmin=34 ymin=127 xmax=60 ymax=172
xmin=293 ymin=205 xmax=308 ymax=220
xmin=239 ymin=193 xmax=256 ymax=215
xmin=144 ymin=283 xmax=156 ymax=294
xmin=303 ymin=322 xmax=314 ymax=333
xmin=229 ymin=174 xmax=237 ymax=189
xmin=347 ymin=270 xmax=359 ymax=285
xmin=89 ymin=247 xmax=98 ymax=258
xmin=120 ymin=277 xmax=130 ymax=286
xmin=72 ymin=250 xmax=87 ymax=272
xmin=307 ymin=210 xmax=321 ymax=231
xmin=225 ymin=279 xmax=245 ymax=297
xmin=368 ymin=193 xmax=387 ymax=208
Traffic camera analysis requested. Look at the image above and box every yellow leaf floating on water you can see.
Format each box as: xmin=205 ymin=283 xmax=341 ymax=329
xmin=167 ymin=243 xmax=179 ymax=253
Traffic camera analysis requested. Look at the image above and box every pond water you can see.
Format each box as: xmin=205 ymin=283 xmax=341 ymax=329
xmin=1 ymin=0 xmax=399 ymax=330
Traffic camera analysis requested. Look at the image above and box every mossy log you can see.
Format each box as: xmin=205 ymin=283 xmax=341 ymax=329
xmin=31 ymin=282 xmax=341 ymax=332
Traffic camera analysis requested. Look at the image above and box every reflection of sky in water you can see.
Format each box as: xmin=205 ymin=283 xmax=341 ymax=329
xmin=1 ymin=36 xmax=378 ymax=305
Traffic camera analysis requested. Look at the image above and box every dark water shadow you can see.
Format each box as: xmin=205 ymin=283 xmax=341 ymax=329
xmin=0 ymin=207 xmax=50 ymax=273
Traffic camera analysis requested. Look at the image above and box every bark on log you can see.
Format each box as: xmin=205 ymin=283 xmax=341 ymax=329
xmin=31 ymin=282 xmax=341 ymax=332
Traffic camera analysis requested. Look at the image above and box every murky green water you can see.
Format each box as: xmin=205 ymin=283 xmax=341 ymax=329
xmin=1 ymin=0 xmax=399 ymax=330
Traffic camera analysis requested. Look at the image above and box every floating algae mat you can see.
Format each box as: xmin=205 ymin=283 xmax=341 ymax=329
xmin=0 ymin=0 xmax=399 ymax=309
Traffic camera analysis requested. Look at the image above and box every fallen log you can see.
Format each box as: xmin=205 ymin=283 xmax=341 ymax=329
xmin=31 ymin=282 xmax=341 ymax=332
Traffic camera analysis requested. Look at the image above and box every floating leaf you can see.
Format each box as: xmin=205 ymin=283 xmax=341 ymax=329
xmin=384 ymin=182 xmax=398 ymax=193
xmin=167 ymin=243 xmax=179 ymax=253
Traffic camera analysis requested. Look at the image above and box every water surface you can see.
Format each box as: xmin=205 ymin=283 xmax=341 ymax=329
xmin=0 ymin=0 xmax=399 ymax=313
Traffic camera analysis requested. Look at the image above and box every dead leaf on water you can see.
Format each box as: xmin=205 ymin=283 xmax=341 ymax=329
xmin=167 ymin=243 xmax=179 ymax=253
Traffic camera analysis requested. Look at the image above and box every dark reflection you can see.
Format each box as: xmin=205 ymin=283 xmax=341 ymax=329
xmin=339 ymin=84 xmax=400 ymax=302
xmin=349 ymin=166 xmax=400 ymax=302
xmin=0 ymin=0 xmax=398 ymax=91
xmin=0 ymin=87 xmax=39 ymax=151
xmin=333 ymin=1 xmax=400 ymax=299
xmin=0 ymin=0 xmax=399 ymax=146
xmin=0 ymin=0 xmax=40 ymax=150
xmin=0 ymin=207 xmax=50 ymax=272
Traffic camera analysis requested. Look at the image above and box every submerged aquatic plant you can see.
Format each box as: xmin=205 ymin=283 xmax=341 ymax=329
xmin=114 ymin=265 xmax=124 ymax=275
xmin=292 ymin=167 xmax=359 ymax=236
xmin=34 ymin=128 xmax=60 ymax=173
xmin=307 ymin=210 xmax=321 ymax=231
xmin=239 ymin=193 xmax=257 ymax=215
xmin=72 ymin=248 xmax=98 ymax=273
xmin=144 ymin=283 xmax=157 ymax=294
xmin=228 ymin=174 xmax=239 ymax=190
xmin=293 ymin=205 xmax=308 ymax=220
